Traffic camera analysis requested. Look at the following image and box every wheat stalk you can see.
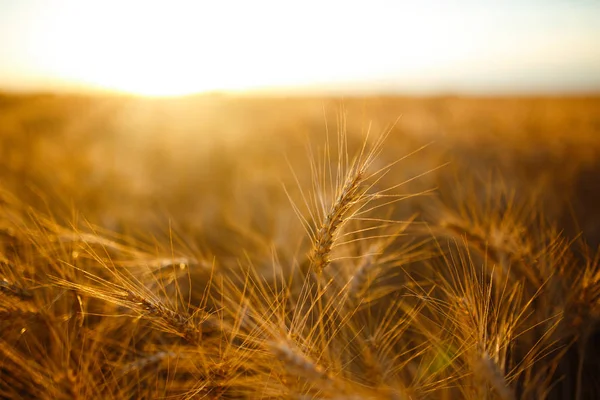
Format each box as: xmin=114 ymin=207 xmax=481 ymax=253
xmin=311 ymin=166 xmax=367 ymax=275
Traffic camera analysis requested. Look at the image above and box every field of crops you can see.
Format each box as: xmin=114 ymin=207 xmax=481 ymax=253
xmin=1 ymin=94 xmax=600 ymax=399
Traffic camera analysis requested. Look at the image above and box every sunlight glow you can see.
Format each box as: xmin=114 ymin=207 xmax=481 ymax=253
xmin=1 ymin=0 xmax=599 ymax=96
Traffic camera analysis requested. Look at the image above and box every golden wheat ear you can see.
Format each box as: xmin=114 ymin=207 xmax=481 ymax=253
xmin=50 ymin=260 xmax=221 ymax=346
xmin=285 ymin=115 xmax=434 ymax=279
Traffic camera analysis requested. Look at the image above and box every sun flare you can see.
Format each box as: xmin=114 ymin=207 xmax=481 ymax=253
xmin=13 ymin=1 xmax=485 ymax=97
xmin=30 ymin=2 xmax=259 ymax=96
xmin=4 ymin=0 xmax=599 ymax=96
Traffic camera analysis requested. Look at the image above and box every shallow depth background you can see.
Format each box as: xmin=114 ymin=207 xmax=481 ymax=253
xmin=2 ymin=94 xmax=599 ymax=247
xmin=2 ymin=93 xmax=600 ymax=399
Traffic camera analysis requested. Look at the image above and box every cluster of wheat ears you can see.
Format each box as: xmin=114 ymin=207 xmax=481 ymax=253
xmin=1 ymin=126 xmax=599 ymax=399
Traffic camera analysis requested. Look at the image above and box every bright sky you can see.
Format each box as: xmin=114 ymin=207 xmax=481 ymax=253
xmin=0 ymin=0 xmax=599 ymax=96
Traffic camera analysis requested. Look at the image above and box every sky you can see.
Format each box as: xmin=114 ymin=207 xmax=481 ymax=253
xmin=0 ymin=0 xmax=599 ymax=96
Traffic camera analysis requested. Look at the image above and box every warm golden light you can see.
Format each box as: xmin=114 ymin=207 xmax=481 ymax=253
xmin=31 ymin=2 xmax=248 ymax=96
xmin=1 ymin=1 xmax=599 ymax=96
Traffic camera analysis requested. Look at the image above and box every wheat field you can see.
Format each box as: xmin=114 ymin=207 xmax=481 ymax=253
xmin=1 ymin=94 xmax=600 ymax=399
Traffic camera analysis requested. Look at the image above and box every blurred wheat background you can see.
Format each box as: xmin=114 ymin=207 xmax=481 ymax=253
xmin=2 ymin=94 xmax=600 ymax=399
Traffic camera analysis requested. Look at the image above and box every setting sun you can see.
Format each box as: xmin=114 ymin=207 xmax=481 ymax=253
xmin=1 ymin=1 xmax=599 ymax=96
xmin=15 ymin=1 xmax=473 ymax=96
